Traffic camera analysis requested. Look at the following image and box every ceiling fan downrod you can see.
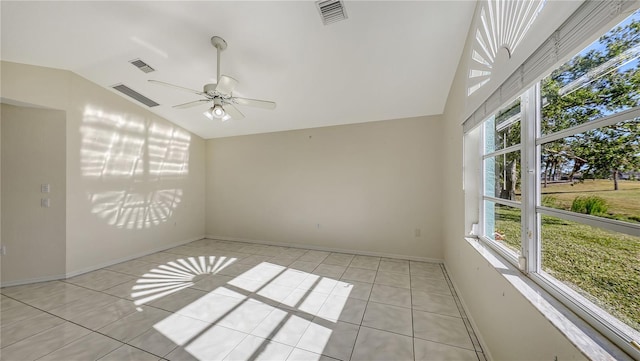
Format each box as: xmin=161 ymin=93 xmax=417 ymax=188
xmin=211 ymin=36 xmax=227 ymax=84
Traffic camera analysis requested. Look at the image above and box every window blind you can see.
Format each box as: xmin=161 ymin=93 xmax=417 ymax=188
xmin=463 ymin=0 xmax=638 ymax=133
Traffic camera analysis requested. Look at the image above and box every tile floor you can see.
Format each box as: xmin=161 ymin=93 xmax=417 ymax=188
xmin=1 ymin=239 xmax=486 ymax=361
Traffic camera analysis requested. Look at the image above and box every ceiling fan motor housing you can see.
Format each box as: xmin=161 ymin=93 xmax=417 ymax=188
xmin=204 ymin=83 xmax=217 ymax=96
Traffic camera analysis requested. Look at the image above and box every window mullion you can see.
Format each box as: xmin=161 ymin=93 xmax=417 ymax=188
xmin=521 ymin=84 xmax=539 ymax=273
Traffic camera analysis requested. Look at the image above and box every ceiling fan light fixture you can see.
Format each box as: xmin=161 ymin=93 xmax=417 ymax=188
xmin=205 ymin=98 xmax=226 ymax=119
xmin=211 ymin=104 xmax=225 ymax=118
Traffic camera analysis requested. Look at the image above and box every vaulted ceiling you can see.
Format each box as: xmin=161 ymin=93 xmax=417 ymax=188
xmin=1 ymin=1 xmax=476 ymax=139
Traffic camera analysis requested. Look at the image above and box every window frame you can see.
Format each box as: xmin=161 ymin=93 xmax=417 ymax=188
xmin=476 ymin=83 xmax=640 ymax=359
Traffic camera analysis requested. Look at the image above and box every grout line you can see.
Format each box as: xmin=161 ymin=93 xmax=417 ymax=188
xmin=440 ymin=263 xmax=485 ymax=359
xmin=3 ymin=238 xmax=450 ymax=361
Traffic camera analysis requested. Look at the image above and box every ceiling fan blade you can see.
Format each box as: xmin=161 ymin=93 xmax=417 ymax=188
xmin=148 ymin=80 xmax=205 ymax=96
xmin=233 ymin=97 xmax=276 ymax=110
xmin=222 ymin=104 xmax=244 ymax=120
xmin=215 ymin=75 xmax=239 ymax=94
xmin=172 ymin=99 xmax=210 ymax=109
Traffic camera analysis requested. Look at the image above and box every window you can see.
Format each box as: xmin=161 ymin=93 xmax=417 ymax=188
xmin=475 ymin=8 xmax=640 ymax=357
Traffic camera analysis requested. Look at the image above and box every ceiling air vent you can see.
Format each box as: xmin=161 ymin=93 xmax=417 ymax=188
xmin=129 ymin=59 xmax=155 ymax=73
xmin=316 ymin=0 xmax=348 ymax=25
xmin=112 ymin=84 xmax=159 ymax=107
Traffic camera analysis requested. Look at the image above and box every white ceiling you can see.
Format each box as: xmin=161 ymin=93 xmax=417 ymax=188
xmin=1 ymin=1 xmax=476 ymax=139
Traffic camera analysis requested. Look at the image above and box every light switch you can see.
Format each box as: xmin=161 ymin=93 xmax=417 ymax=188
xmin=41 ymin=198 xmax=50 ymax=208
xmin=41 ymin=184 xmax=50 ymax=193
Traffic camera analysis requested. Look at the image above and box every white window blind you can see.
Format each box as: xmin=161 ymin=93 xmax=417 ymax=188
xmin=463 ymin=0 xmax=638 ymax=134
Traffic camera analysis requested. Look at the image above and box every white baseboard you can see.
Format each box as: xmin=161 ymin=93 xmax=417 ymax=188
xmin=205 ymin=235 xmax=443 ymax=263
xmin=0 ymin=235 xmax=205 ymax=288
xmin=0 ymin=273 xmax=67 ymax=288
xmin=444 ymin=261 xmax=493 ymax=361
xmin=65 ymin=235 xmax=206 ymax=278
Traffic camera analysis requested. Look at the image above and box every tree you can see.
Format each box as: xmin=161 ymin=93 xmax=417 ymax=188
xmin=541 ymin=16 xmax=640 ymax=190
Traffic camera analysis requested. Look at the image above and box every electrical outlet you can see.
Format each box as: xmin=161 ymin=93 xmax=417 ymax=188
xmin=41 ymin=184 xmax=50 ymax=193
xmin=41 ymin=198 xmax=50 ymax=208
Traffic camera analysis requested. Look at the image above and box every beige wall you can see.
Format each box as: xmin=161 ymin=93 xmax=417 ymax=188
xmin=1 ymin=61 xmax=206 ymax=278
xmin=206 ymin=116 xmax=444 ymax=260
xmin=1 ymin=104 xmax=67 ymax=283
xmin=440 ymin=6 xmax=586 ymax=360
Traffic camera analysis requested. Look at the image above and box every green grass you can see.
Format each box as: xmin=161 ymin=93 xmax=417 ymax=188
xmin=541 ymin=179 xmax=640 ymax=223
xmin=494 ymin=206 xmax=640 ymax=332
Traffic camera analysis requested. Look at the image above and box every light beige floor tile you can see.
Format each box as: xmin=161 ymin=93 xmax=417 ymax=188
xmin=239 ymin=263 xmax=287 ymax=284
xmin=0 ymin=322 xmax=90 ymax=360
xmin=269 ymin=256 xmax=299 ymax=267
xmin=106 ymin=259 xmax=156 ymax=276
xmin=321 ymin=253 xmax=354 ymax=267
xmin=138 ymin=252 xmax=183 ymax=265
xmin=297 ymin=275 xmax=338 ymax=294
xmin=251 ymin=308 xmax=313 ymax=347
xmin=48 ymin=292 xmax=120 ymax=320
xmin=411 ymin=290 xmax=461 ymax=317
xmin=330 ymin=280 xmax=372 ymax=301
xmin=369 ymin=284 xmax=412 ymax=308
xmin=149 ymin=288 xmax=206 ymax=312
xmin=410 ymin=261 xmax=442 ymax=274
xmin=0 ymin=302 xmax=44 ymax=327
xmin=351 ymin=326 xmax=414 ymax=361
xmin=65 ymin=298 xmax=138 ymax=330
xmin=226 ymin=277 xmax=265 ymax=293
xmin=281 ymin=289 xmax=329 ymax=316
xmin=378 ymin=259 xmax=410 ymax=274
xmin=411 ymin=268 xmax=445 ymax=281
xmin=176 ymin=292 xmax=244 ymax=324
xmin=190 ymin=274 xmax=233 ymax=292
xmin=164 ymin=325 xmax=247 ymax=361
xmin=361 ymin=301 xmax=413 ymax=336
xmin=348 ymin=255 xmax=380 ymax=270
xmin=272 ymin=269 xmax=309 ymax=288
xmin=312 ymin=264 xmax=346 ymax=279
xmin=217 ymin=263 xmax=255 ymax=278
xmin=98 ymin=306 xmax=171 ymax=342
xmin=414 ymin=338 xmax=478 ymax=361
xmin=98 ymin=344 xmax=161 ymax=361
xmin=316 ymin=295 xmax=366 ymax=325
xmin=255 ymin=282 xmax=297 ymax=303
xmin=217 ymin=299 xmax=276 ymax=333
xmin=411 ymin=274 xmax=452 ymax=295
xmin=289 ymin=260 xmax=321 ymax=273
xmin=65 ymin=269 xmax=135 ymax=291
xmin=296 ymin=318 xmax=359 ymax=361
xmin=413 ymin=309 xmax=474 ymax=349
xmin=27 ymin=286 xmax=102 ymax=310
xmin=237 ymin=254 xmax=273 ymax=266
xmin=0 ymin=240 xmax=484 ymax=361
xmin=103 ymin=280 xmax=138 ymax=300
xmin=128 ymin=327 xmax=182 ymax=357
xmin=297 ymin=251 xmax=330 ymax=263
xmin=374 ymin=270 xmax=411 ymax=288
xmin=37 ymin=331 xmax=122 ymax=361
xmin=286 ymin=347 xmax=340 ymax=361
xmin=1 ymin=281 xmax=79 ymax=304
xmin=224 ymin=335 xmax=293 ymax=361
xmin=0 ymin=295 xmax=23 ymax=310
xmin=141 ymin=312 xmax=211 ymax=354
xmin=340 ymin=267 xmax=376 ymax=283
xmin=1 ymin=311 xmax=65 ymax=348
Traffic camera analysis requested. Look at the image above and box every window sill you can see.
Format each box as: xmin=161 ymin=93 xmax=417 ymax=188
xmin=464 ymin=237 xmax=636 ymax=361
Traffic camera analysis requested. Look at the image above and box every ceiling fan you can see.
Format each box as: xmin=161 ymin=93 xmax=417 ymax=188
xmin=149 ymin=36 xmax=276 ymax=121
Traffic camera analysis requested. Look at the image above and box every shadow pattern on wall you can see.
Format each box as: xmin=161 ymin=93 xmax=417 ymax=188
xmin=81 ymin=106 xmax=190 ymax=229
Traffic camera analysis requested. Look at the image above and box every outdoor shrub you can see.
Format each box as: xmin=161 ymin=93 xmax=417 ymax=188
xmin=542 ymin=195 xmax=560 ymax=208
xmin=571 ymin=196 xmax=608 ymax=215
